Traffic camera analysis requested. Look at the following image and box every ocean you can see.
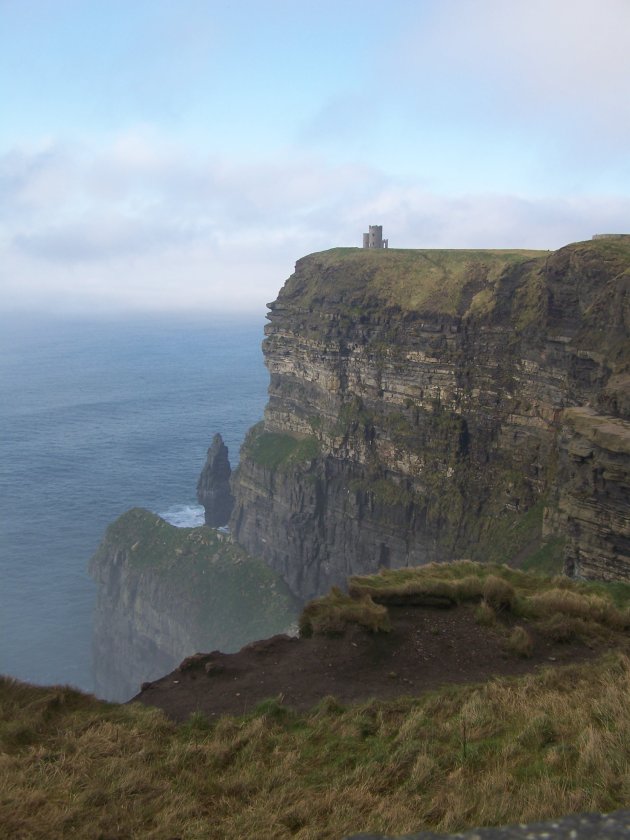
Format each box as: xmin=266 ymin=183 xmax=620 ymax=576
xmin=0 ymin=314 xmax=269 ymax=695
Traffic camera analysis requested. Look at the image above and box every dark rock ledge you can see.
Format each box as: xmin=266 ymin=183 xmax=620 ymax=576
xmin=345 ymin=809 xmax=630 ymax=840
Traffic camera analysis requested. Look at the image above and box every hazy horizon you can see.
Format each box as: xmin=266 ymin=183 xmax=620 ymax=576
xmin=2 ymin=0 xmax=629 ymax=315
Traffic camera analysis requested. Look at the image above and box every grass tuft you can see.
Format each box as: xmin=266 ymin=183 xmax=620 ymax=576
xmin=252 ymin=697 xmax=294 ymax=722
xmin=474 ymin=601 xmax=497 ymax=627
xmin=349 ymin=567 xmax=484 ymax=606
xmin=524 ymin=588 xmax=630 ymax=631
xmin=482 ymin=575 xmax=516 ymax=613
xmin=505 ymin=626 xmax=535 ymax=658
xmin=299 ymin=588 xmax=391 ymax=637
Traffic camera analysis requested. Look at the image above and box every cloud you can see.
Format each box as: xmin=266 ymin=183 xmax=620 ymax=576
xmin=14 ymin=215 xmax=200 ymax=262
xmin=298 ymin=93 xmax=377 ymax=145
xmin=393 ymin=0 xmax=630 ymax=161
xmin=0 ymin=145 xmax=79 ymax=218
xmin=1 ymin=130 xmax=629 ymax=315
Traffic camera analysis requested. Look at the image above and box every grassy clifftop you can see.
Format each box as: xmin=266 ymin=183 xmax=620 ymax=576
xmin=273 ymin=239 xmax=630 ymax=342
xmin=276 ymin=246 xmax=546 ymax=317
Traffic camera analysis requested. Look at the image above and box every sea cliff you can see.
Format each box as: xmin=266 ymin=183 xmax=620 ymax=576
xmin=90 ymin=508 xmax=297 ymax=701
xmin=230 ymin=239 xmax=630 ymax=600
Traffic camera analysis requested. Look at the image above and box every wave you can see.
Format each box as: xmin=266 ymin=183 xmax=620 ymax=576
xmin=158 ymin=503 xmax=205 ymax=528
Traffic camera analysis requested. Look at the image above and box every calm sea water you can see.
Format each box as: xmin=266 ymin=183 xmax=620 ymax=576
xmin=0 ymin=315 xmax=269 ymax=694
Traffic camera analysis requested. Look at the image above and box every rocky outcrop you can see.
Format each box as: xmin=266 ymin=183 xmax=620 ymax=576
xmin=196 ymin=432 xmax=234 ymax=526
xmin=344 ymin=809 xmax=630 ymax=840
xmin=553 ymin=408 xmax=630 ymax=581
xmin=90 ymin=508 xmax=298 ymax=701
xmin=230 ymin=240 xmax=630 ymax=600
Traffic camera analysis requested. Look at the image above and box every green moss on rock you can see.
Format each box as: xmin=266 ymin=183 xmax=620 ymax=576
xmin=243 ymin=423 xmax=320 ymax=470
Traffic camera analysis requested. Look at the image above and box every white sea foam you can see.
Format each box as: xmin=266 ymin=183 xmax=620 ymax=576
xmin=159 ymin=503 xmax=206 ymax=528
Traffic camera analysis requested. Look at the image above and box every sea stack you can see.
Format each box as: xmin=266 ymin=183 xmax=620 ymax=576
xmin=196 ymin=433 xmax=234 ymax=527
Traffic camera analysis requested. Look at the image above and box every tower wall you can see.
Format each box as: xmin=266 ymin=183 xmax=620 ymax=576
xmin=368 ymin=225 xmax=383 ymax=248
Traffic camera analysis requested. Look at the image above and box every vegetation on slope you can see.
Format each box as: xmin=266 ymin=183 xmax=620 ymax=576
xmin=302 ymin=561 xmax=630 ymax=652
xmin=4 ymin=564 xmax=630 ymax=837
xmin=241 ymin=421 xmax=320 ymax=469
xmin=3 ymin=653 xmax=630 ymax=839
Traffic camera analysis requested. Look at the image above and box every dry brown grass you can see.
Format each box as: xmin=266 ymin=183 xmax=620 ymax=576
xmin=299 ymin=588 xmax=391 ymax=637
xmin=482 ymin=575 xmax=516 ymax=613
xmin=4 ymin=655 xmax=630 ymax=839
xmin=349 ymin=570 xmax=484 ymax=606
xmin=474 ymin=601 xmax=497 ymax=627
xmin=524 ymin=588 xmax=630 ymax=631
xmin=345 ymin=561 xmax=630 ymax=655
xmin=504 ymin=626 xmax=534 ymax=658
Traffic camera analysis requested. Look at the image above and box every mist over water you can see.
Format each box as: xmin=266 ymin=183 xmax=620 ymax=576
xmin=0 ymin=314 xmax=268 ymax=693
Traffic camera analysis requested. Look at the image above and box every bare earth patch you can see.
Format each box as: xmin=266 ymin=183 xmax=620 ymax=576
xmin=131 ymin=603 xmax=602 ymax=722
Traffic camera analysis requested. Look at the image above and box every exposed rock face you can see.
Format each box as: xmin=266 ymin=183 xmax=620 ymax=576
xmin=230 ymin=240 xmax=630 ymax=600
xmin=553 ymin=408 xmax=630 ymax=581
xmin=196 ymin=432 xmax=234 ymax=526
xmin=90 ymin=508 xmax=298 ymax=701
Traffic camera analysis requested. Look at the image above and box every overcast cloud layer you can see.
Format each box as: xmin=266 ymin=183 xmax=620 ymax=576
xmin=1 ymin=0 xmax=629 ymax=315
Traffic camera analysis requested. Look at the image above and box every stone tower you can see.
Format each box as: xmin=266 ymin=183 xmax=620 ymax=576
xmin=362 ymin=225 xmax=388 ymax=248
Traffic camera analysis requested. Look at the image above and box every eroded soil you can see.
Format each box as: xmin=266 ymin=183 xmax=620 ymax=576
xmin=131 ymin=604 xmax=606 ymax=722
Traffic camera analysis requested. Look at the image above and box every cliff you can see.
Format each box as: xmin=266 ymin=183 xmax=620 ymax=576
xmin=230 ymin=240 xmax=630 ymax=600
xmin=89 ymin=508 xmax=298 ymax=701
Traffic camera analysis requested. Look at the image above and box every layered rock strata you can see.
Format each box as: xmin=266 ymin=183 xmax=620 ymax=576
xmin=554 ymin=408 xmax=630 ymax=581
xmin=230 ymin=240 xmax=630 ymax=600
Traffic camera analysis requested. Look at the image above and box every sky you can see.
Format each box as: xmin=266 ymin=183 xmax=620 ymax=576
xmin=1 ymin=0 xmax=629 ymax=315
